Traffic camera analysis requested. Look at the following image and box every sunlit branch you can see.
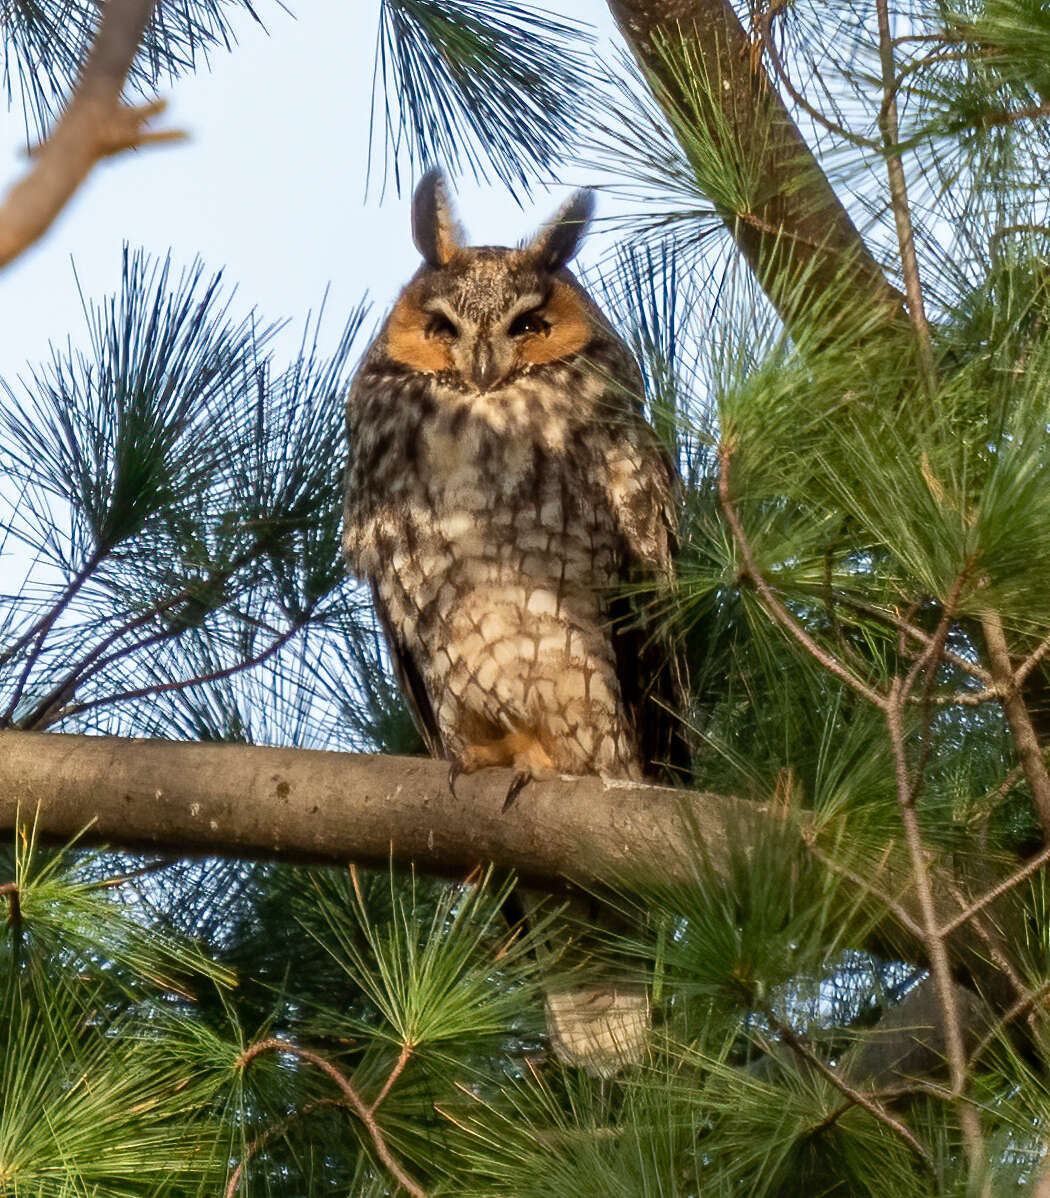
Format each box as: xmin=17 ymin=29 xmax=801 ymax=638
xmin=0 ymin=0 xmax=185 ymax=270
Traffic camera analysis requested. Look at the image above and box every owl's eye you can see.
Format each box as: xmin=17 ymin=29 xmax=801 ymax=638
xmin=508 ymin=309 xmax=550 ymax=338
xmin=425 ymin=313 xmax=458 ymax=339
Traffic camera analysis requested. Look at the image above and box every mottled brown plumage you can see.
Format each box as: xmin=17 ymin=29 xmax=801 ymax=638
xmin=343 ymin=170 xmax=682 ymax=803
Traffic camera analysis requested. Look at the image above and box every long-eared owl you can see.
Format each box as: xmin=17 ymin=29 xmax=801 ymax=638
xmin=343 ymin=170 xmax=683 ymax=804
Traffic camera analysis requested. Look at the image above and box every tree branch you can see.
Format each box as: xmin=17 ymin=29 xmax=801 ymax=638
xmin=0 ymin=0 xmax=185 ymax=270
xmin=606 ymin=0 xmax=904 ymax=337
xmin=982 ymin=612 xmax=1050 ymax=837
xmin=0 ymin=729 xmax=744 ymax=887
xmin=237 ymin=1038 xmax=426 ymax=1198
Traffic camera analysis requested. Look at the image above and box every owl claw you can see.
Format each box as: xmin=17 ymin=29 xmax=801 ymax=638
xmin=448 ymin=760 xmax=464 ymax=799
xmin=502 ymin=770 xmax=532 ymax=813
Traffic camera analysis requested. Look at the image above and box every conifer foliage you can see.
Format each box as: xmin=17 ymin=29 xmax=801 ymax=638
xmin=3 ymin=0 xmax=1050 ymax=1192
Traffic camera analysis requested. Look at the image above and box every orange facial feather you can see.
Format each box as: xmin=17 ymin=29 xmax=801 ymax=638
xmin=385 ymin=296 xmax=452 ymax=373
xmin=517 ymin=283 xmax=591 ymax=365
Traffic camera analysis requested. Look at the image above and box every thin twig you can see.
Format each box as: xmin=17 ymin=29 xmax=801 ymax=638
xmin=755 ymin=6 xmax=880 ymax=149
xmin=718 ymin=446 xmax=886 ymax=709
xmin=981 ymin=612 xmax=1050 ymax=836
xmin=370 ymin=1043 xmax=413 ymax=1113
xmin=0 ymin=551 xmax=102 ymax=669
xmin=939 ymin=842 xmax=1050 ymax=938
xmin=15 ymin=545 xmax=265 ymax=730
xmin=237 ymin=1038 xmax=426 ymax=1198
xmin=52 ymin=618 xmax=306 ymax=724
xmin=974 ymin=100 xmax=1050 ymax=129
xmin=886 ymin=678 xmax=986 ymax=1175
xmin=824 ymin=592 xmax=992 ymax=685
xmin=757 ymin=1005 xmax=933 ymax=1168
xmin=0 ymin=551 xmax=105 ymax=724
xmin=967 ymin=980 xmax=1050 ymax=1073
xmin=802 ymin=830 xmax=924 ymax=938
xmin=875 ymin=0 xmax=936 ymax=390
xmin=1013 ymin=630 xmax=1050 ymax=691
xmin=224 ymin=1099 xmax=344 ymax=1198
xmin=904 ymin=571 xmax=969 ymax=808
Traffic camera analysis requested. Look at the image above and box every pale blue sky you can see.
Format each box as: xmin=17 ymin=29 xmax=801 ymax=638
xmin=0 ymin=1 xmax=625 ymax=377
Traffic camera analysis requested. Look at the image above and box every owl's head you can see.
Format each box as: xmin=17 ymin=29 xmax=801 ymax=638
xmin=384 ymin=170 xmax=597 ymax=392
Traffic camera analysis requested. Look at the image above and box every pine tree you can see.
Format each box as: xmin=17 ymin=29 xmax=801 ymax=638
xmin=2 ymin=0 xmax=1050 ymax=1192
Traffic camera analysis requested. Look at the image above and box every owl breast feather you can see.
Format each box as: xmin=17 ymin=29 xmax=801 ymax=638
xmin=343 ymin=364 xmax=644 ymax=779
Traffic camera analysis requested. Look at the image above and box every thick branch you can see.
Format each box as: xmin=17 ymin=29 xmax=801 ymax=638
xmin=0 ymin=0 xmax=184 ymax=269
xmin=606 ymin=0 xmax=904 ymax=336
xmin=0 ymin=729 xmax=1025 ymax=982
xmin=0 ymin=730 xmax=742 ymax=887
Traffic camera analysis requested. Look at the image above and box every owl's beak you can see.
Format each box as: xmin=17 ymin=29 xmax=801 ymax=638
xmin=470 ymin=340 xmax=502 ymax=391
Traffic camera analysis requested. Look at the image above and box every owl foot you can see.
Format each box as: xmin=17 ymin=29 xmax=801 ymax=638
xmin=448 ymin=732 xmax=553 ymax=810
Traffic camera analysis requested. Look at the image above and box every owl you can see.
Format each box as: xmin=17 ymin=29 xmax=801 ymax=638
xmin=343 ymin=170 xmax=685 ymax=809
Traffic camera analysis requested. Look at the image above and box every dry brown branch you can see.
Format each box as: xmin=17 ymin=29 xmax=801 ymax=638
xmin=717 ymin=446 xmax=887 ymax=708
xmin=875 ymin=0 xmax=936 ymax=389
xmin=885 ymin=678 xmax=987 ymax=1175
xmin=0 ymin=0 xmax=184 ymax=270
xmin=757 ymin=1006 xmax=933 ymax=1168
xmin=237 ymin=1038 xmax=426 ymax=1198
xmin=982 ymin=612 xmax=1050 ymax=835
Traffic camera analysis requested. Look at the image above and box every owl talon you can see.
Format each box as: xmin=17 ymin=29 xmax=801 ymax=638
xmin=448 ymin=760 xmax=464 ymax=798
xmin=502 ymin=770 xmax=532 ymax=813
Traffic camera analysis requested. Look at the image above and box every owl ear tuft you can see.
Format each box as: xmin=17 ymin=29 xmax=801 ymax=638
xmin=525 ymin=189 xmax=595 ymax=271
xmin=412 ymin=168 xmax=463 ymax=267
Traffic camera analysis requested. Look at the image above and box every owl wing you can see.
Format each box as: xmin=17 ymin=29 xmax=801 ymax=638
xmin=370 ymin=582 xmax=445 ymax=759
xmin=600 ymin=369 xmax=691 ymax=784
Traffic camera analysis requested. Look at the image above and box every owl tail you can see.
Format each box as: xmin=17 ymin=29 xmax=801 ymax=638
xmin=544 ymin=983 xmax=651 ymax=1078
xmin=514 ymin=887 xmax=651 ymax=1076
